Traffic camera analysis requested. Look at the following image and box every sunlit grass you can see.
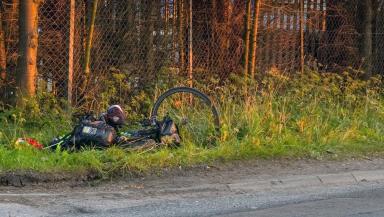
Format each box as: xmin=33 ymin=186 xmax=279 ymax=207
xmin=1 ymin=70 xmax=384 ymax=176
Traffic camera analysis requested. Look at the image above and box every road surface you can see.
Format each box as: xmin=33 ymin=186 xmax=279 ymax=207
xmin=1 ymin=159 xmax=384 ymax=217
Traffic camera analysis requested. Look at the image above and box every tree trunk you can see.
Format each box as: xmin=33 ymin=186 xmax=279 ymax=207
xmin=122 ymin=0 xmax=135 ymax=63
xmin=188 ymin=0 xmax=193 ymax=89
xmin=3 ymin=0 xmax=18 ymax=70
xmin=360 ymin=0 xmax=374 ymax=77
xmin=374 ymin=0 xmax=384 ymax=73
xmin=16 ymin=0 xmax=41 ymax=98
xmin=249 ymin=0 xmax=261 ymax=78
xmin=178 ymin=0 xmax=185 ymax=73
xmin=215 ymin=0 xmax=233 ymax=76
xmin=165 ymin=0 xmax=169 ymax=34
xmin=172 ymin=0 xmax=177 ymax=63
xmin=83 ymin=0 xmax=99 ymax=86
xmin=210 ymin=0 xmax=217 ymax=71
xmin=164 ymin=0 xmax=170 ymax=58
xmin=300 ymin=0 xmax=305 ymax=74
xmin=145 ymin=0 xmax=156 ymax=76
xmin=243 ymin=0 xmax=251 ymax=77
xmin=68 ymin=0 xmax=75 ymax=105
xmin=0 ymin=2 xmax=6 ymax=82
xmin=0 ymin=2 xmax=5 ymax=102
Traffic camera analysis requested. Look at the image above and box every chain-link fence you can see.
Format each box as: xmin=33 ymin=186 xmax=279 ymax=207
xmin=1 ymin=0 xmax=384 ymax=107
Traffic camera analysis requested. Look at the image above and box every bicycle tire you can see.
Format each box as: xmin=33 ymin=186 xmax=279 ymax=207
xmin=151 ymin=87 xmax=220 ymax=136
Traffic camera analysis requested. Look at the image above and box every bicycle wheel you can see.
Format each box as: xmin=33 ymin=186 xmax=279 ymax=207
xmin=151 ymin=87 xmax=220 ymax=146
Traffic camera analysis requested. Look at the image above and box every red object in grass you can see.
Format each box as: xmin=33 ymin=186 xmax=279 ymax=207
xmin=25 ymin=138 xmax=44 ymax=150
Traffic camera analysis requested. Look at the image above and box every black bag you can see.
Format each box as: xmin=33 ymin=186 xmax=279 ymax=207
xmin=70 ymin=121 xmax=117 ymax=149
xmin=158 ymin=117 xmax=181 ymax=145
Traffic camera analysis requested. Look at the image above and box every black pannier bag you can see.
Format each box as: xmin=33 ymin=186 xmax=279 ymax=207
xmin=158 ymin=116 xmax=181 ymax=145
xmin=49 ymin=105 xmax=124 ymax=150
xmin=69 ymin=121 xmax=117 ymax=149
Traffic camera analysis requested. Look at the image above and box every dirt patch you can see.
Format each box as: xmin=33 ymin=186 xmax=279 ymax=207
xmin=0 ymin=170 xmax=101 ymax=187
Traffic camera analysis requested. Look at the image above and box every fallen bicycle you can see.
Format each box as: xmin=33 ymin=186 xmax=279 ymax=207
xmin=45 ymin=87 xmax=220 ymax=151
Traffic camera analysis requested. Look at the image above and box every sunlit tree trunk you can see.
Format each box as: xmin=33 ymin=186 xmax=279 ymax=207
xmin=188 ymin=0 xmax=193 ymax=90
xmin=250 ymin=0 xmax=261 ymax=78
xmin=68 ymin=0 xmax=75 ymax=105
xmin=178 ymin=0 xmax=185 ymax=73
xmin=172 ymin=0 xmax=177 ymax=63
xmin=300 ymin=0 xmax=305 ymax=74
xmin=0 ymin=2 xmax=6 ymax=82
xmin=243 ymin=0 xmax=251 ymax=77
xmin=16 ymin=0 xmax=41 ymax=98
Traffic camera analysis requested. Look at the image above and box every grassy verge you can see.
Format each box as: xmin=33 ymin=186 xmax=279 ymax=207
xmin=1 ymin=70 xmax=384 ymax=177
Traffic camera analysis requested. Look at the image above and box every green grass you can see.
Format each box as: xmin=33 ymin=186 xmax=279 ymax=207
xmin=1 ymin=70 xmax=384 ymax=176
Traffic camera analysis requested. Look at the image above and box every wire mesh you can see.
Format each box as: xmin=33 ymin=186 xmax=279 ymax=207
xmin=0 ymin=0 xmax=383 ymax=106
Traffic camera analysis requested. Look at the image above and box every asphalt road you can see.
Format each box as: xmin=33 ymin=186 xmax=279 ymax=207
xmin=216 ymin=187 xmax=384 ymax=217
xmin=2 ymin=159 xmax=384 ymax=217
